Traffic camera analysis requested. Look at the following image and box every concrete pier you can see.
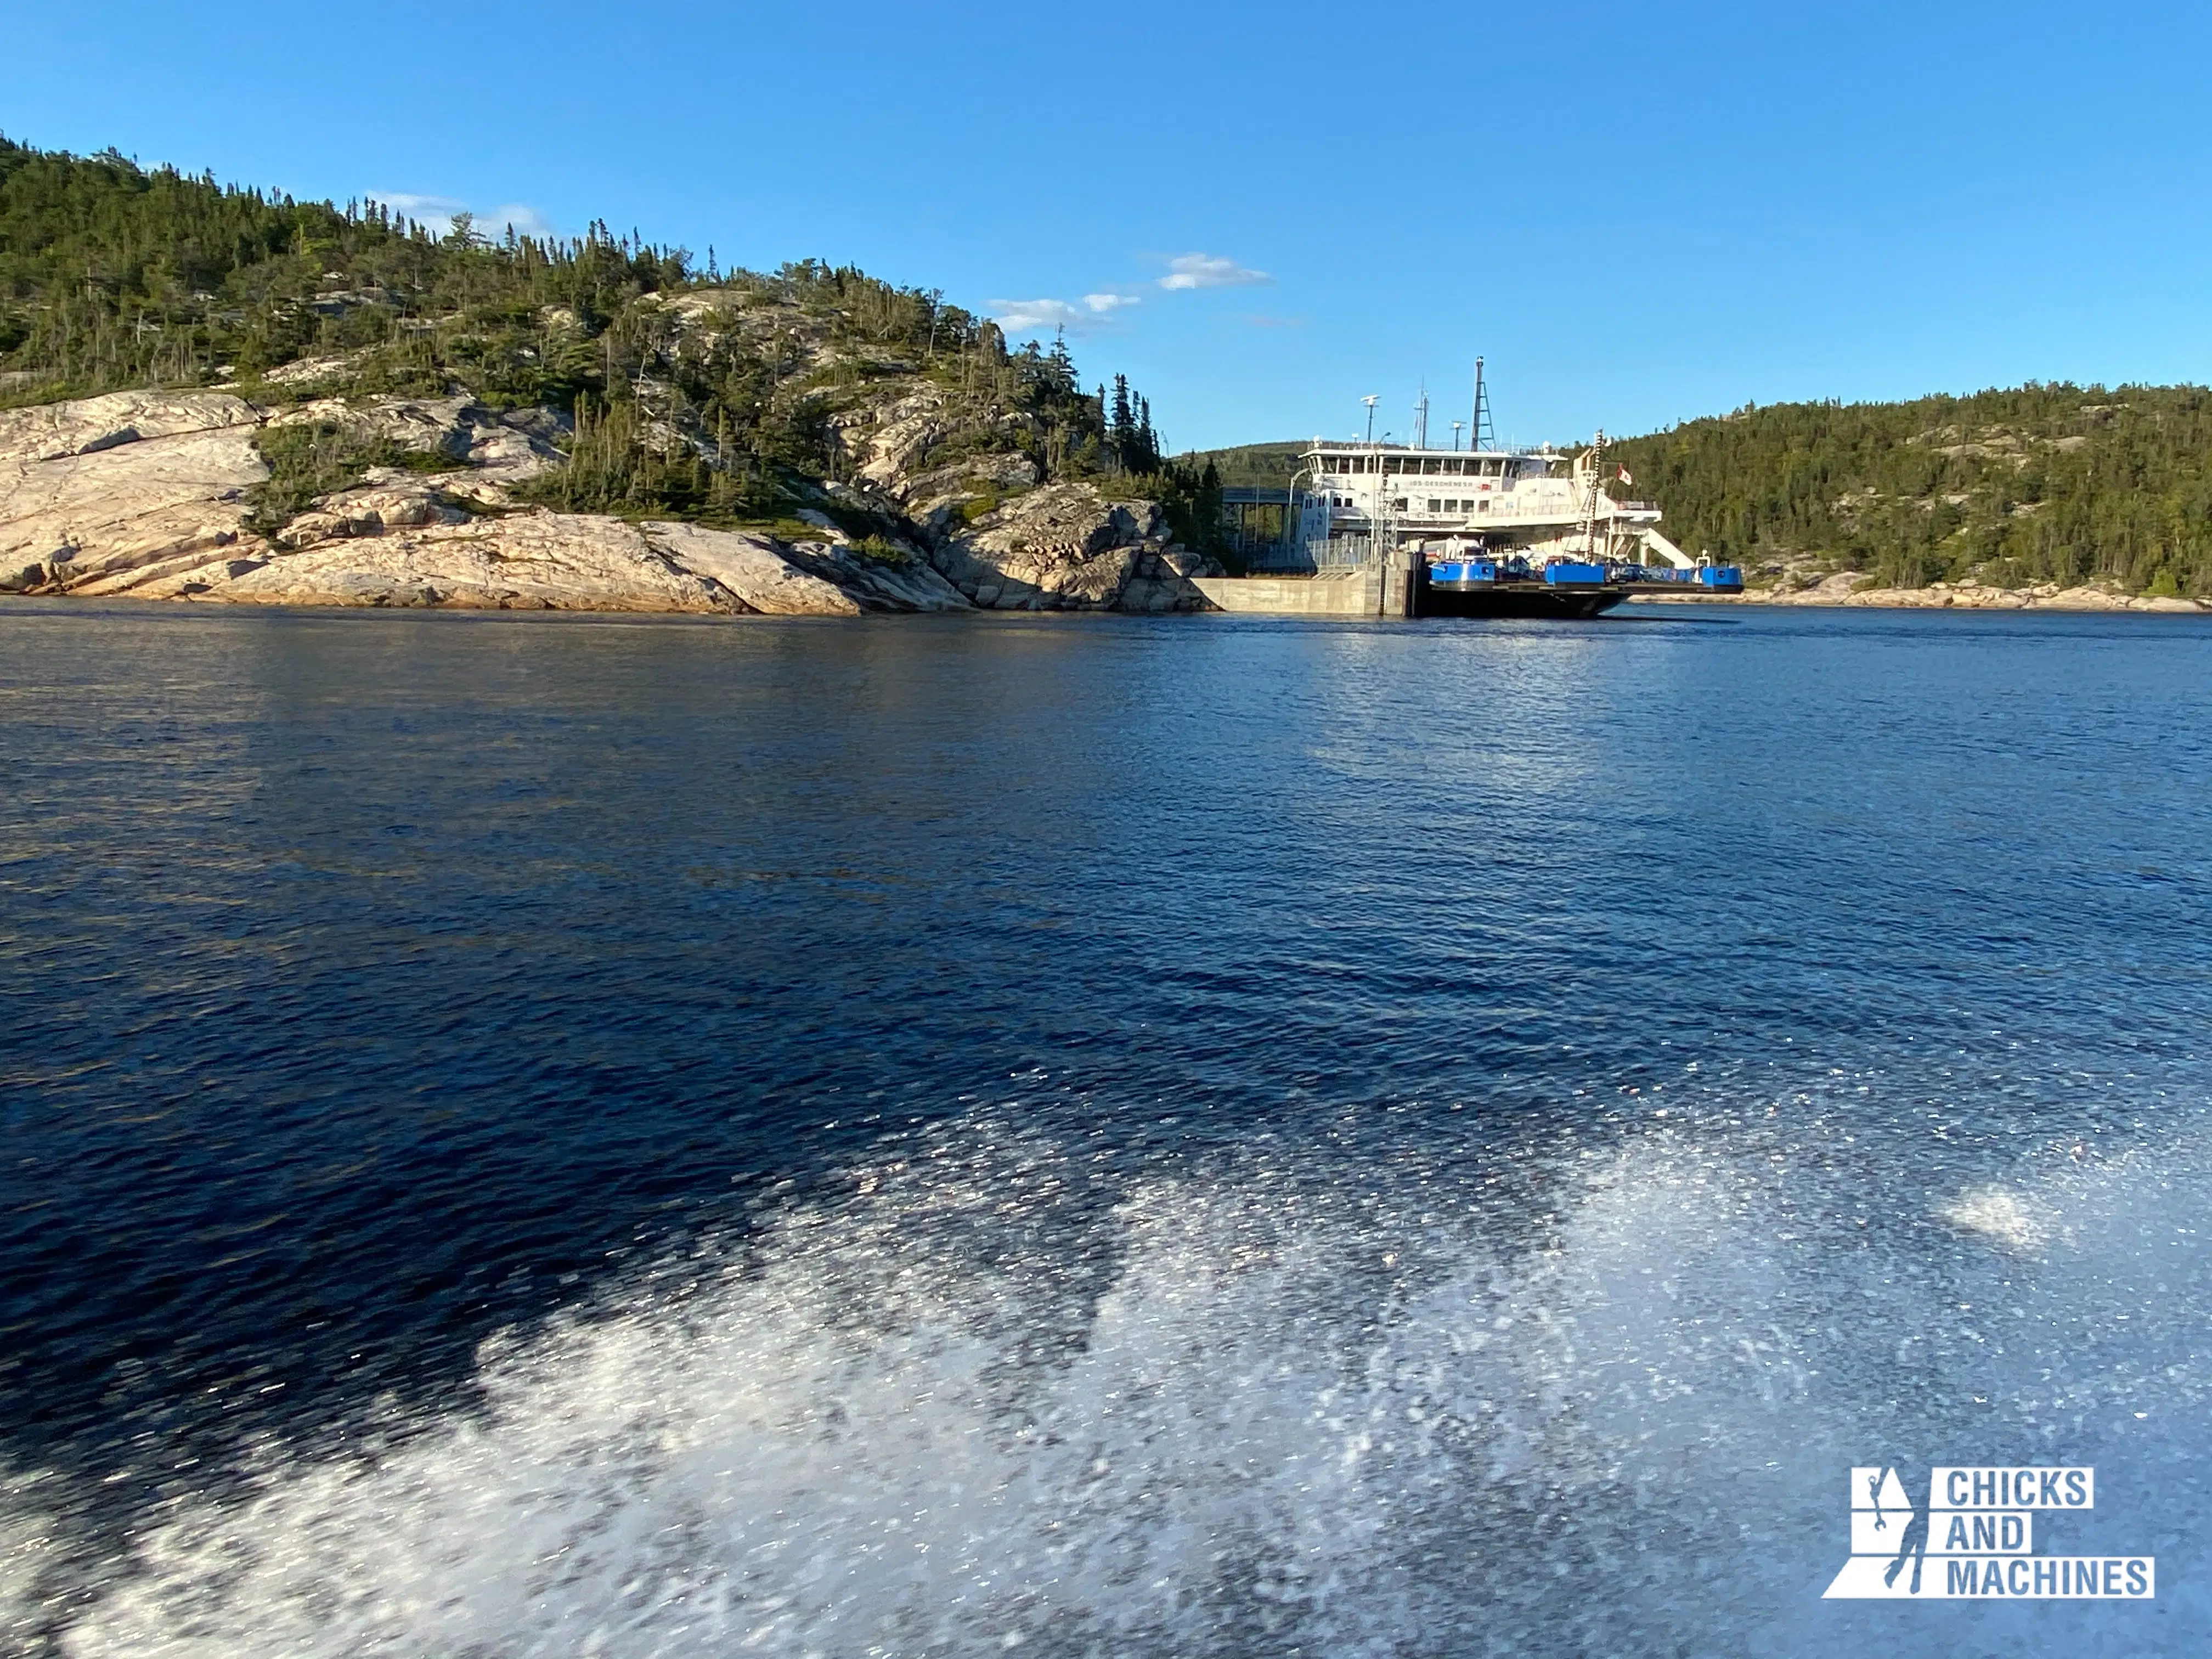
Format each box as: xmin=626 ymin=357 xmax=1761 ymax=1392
xmin=1191 ymin=569 xmax=1379 ymax=616
xmin=1192 ymin=550 xmax=1421 ymax=619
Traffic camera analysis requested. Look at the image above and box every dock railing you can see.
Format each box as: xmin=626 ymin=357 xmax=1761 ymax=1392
xmin=1245 ymin=534 xmax=1383 ymax=576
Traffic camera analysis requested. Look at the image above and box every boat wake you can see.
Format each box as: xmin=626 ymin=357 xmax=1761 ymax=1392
xmin=17 ymin=1105 xmax=2212 ymax=1656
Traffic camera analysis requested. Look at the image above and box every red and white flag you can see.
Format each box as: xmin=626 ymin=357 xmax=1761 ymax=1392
xmin=1617 ymin=466 xmax=1634 ymax=486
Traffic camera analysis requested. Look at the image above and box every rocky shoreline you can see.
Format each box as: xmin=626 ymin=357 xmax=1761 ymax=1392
xmin=0 ymin=383 xmax=1220 ymax=617
xmin=1651 ymin=569 xmax=2205 ymax=613
xmin=9 ymin=385 xmax=2204 ymax=623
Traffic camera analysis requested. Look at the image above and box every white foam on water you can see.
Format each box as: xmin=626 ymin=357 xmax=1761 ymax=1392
xmin=34 ymin=1114 xmax=2212 ymax=1657
xmin=1938 ymin=1184 xmax=2047 ymax=1252
xmin=0 ymin=1465 xmax=59 ymax=1655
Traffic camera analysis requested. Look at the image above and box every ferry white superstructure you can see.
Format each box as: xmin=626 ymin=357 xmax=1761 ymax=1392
xmin=1291 ymin=439 xmax=1695 ymax=570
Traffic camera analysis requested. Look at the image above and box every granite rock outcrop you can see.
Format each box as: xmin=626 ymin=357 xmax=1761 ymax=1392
xmin=0 ymin=391 xmax=267 ymax=595
xmin=1 ymin=371 xmax=1214 ymax=614
xmin=929 ymin=483 xmax=1215 ymax=611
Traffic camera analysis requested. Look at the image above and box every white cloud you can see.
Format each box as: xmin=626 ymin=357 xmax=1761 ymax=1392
xmin=481 ymin=202 xmax=557 ymax=240
xmin=994 ymin=291 xmax=1145 ymax=338
xmin=992 ymin=298 xmax=1093 ymax=336
xmin=1158 ymin=252 xmax=1271 ymax=291
xmin=370 ymin=191 xmax=556 ymax=241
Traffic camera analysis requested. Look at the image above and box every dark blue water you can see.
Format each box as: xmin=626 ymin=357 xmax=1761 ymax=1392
xmin=3 ymin=601 xmax=2210 ymax=1655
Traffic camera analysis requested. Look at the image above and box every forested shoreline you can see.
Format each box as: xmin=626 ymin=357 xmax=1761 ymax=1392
xmin=9 ymin=134 xmax=2205 ymax=599
xmin=1609 ymin=388 xmax=2212 ymax=598
xmin=0 ymin=134 xmax=1226 ymax=551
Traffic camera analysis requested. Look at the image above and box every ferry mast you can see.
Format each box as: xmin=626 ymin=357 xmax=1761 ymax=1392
xmin=1470 ymin=358 xmax=1496 ymax=453
xmin=1579 ymin=428 xmax=1609 ymax=561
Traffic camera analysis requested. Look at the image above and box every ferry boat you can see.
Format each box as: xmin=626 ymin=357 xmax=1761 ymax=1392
xmin=1279 ymin=370 xmax=1743 ymax=617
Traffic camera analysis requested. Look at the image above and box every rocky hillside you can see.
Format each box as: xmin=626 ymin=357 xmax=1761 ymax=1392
xmin=0 ymin=369 xmax=1212 ymax=616
xmin=0 ymin=138 xmax=1220 ymax=614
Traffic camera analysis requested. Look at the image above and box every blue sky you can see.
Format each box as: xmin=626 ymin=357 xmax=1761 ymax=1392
xmin=10 ymin=1 xmax=2212 ymax=450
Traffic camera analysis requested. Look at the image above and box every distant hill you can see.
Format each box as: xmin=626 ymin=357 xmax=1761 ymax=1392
xmin=1609 ymin=386 xmax=2212 ymax=597
xmin=1177 ymin=442 xmax=1305 ymax=491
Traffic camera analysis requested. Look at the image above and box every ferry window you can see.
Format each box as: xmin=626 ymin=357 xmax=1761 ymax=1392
xmin=1447 ymin=459 xmax=1464 ymax=475
xmin=1392 ymin=497 xmax=1407 ymax=512
xmin=1477 ymin=500 xmax=1489 ymax=512
xmin=1427 ymin=498 xmax=1440 ymax=513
